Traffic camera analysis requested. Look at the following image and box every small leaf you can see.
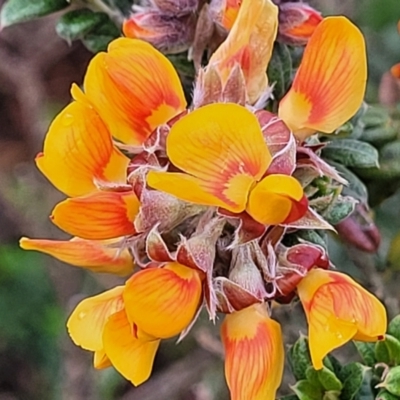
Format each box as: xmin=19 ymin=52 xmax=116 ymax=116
xmin=56 ymin=9 xmax=109 ymax=43
xmin=326 ymin=161 xmax=368 ymax=202
xmin=81 ymin=20 xmax=120 ymax=53
xmin=353 ymin=341 xmax=376 ymax=367
xmin=1 ymin=0 xmax=69 ymax=27
xmin=288 ymin=335 xmax=313 ymax=381
xmin=323 ymin=196 xmax=357 ymax=225
xmin=267 ymin=42 xmax=293 ymax=100
xmin=339 ymin=363 xmax=373 ymax=400
xmin=375 ymin=335 xmax=400 ymax=365
xmin=296 ymin=230 xmax=328 ymax=250
xmin=378 ymin=366 xmax=400 ymax=396
xmin=291 ymin=380 xmax=324 ymax=400
xmin=388 ymin=316 xmax=400 ymax=343
xmin=317 ymin=367 xmax=343 ymax=392
xmin=306 ymin=367 xmax=324 ymax=390
xmin=322 ymin=139 xmax=379 ymax=169
xmin=376 ymin=389 xmax=400 ymax=400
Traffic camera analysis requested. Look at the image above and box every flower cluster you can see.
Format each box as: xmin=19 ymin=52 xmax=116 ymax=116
xmin=21 ymin=0 xmax=387 ymax=398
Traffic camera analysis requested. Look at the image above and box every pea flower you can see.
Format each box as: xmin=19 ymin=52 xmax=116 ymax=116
xmin=297 ymin=268 xmax=387 ymax=369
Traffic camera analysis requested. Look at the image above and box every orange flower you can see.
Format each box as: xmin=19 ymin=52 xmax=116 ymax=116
xmin=297 ymin=268 xmax=387 ymax=369
xmin=81 ymin=38 xmax=187 ymax=145
xmin=19 ymin=237 xmax=133 ymax=276
xmin=221 ymin=303 xmax=284 ymax=400
xmin=206 ymin=0 xmax=278 ymax=104
xmin=147 ymin=103 xmax=307 ymax=225
xmin=67 ymin=262 xmax=203 ymax=385
xmin=391 ymin=63 xmax=400 ymax=79
xmin=278 ymin=17 xmax=367 ymax=141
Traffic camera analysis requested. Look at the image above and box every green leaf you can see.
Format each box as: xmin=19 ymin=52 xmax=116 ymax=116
xmin=326 ymin=161 xmax=368 ymax=202
xmin=296 ymin=230 xmax=328 ymax=250
xmin=378 ymin=366 xmax=400 ymax=396
xmin=291 ymin=380 xmax=324 ymax=400
xmin=1 ymin=0 xmax=69 ymax=27
xmin=388 ymin=316 xmax=400 ymax=343
xmin=56 ymin=9 xmax=109 ymax=43
xmin=306 ymin=367 xmax=324 ymax=390
xmin=317 ymin=367 xmax=343 ymax=392
xmin=267 ymin=43 xmax=293 ymax=100
xmin=376 ymin=389 xmax=400 ymax=400
xmin=322 ymin=139 xmax=379 ymax=169
xmin=375 ymin=335 xmax=400 ymax=365
xmin=288 ymin=335 xmax=313 ymax=381
xmin=279 ymin=396 xmax=299 ymax=400
xmin=81 ymin=19 xmax=120 ymax=53
xmin=353 ymin=341 xmax=376 ymax=367
xmin=339 ymin=363 xmax=373 ymax=400
xmin=323 ymin=196 xmax=357 ymax=225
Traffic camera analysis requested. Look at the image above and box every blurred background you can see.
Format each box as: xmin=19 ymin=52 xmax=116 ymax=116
xmin=0 ymin=0 xmax=399 ymax=399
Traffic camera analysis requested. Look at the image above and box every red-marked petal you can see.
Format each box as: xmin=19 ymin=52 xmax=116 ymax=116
xmin=36 ymin=97 xmax=129 ymax=197
xmin=247 ymin=174 xmax=305 ymax=225
xmin=208 ymin=0 xmax=278 ymax=103
xmin=103 ymin=309 xmax=160 ymax=386
xmin=278 ymin=17 xmax=367 ymax=139
xmin=51 ymin=191 xmax=140 ymax=240
xmin=297 ymin=269 xmax=387 ymax=369
xmin=148 ymin=103 xmax=271 ymax=212
xmin=67 ymin=286 xmax=124 ymax=351
xmin=123 ymin=262 xmax=202 ymax=338
xmin=84 ymin=38 xmax=186 ymax=145
xmin=20 ymin=237 xmax=133 ymax=276
xmin=221 ymin=303 xmax=284 ymax=400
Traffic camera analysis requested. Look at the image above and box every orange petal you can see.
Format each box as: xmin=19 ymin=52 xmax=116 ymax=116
xmin=297 ymin=269 xmax=387 ymax=369
xmin=103 ymin=309 xmax=160 ymax=386
xmin=247 ymin=174 xmax=305 ymax=225
xmin=221 ymin=303 xmax=284 ymax=400
xmin=83 ymin=38 xmax=186 ymax=145
xmin=19 ymin=237 xmax=133 ymax=276
xmin=391 ymin=63 xmax=400 ymax=79
xmin=208 ymin=0 xmax=278 ymax=103
xmin=67 ymin=286 xmax=124 ymax=351
xmin=51 ymin=191 xmax=139 ymax=240
xmin=148 ymin=103 xmax=271 ymax=212
xmin=123 ymin=262 xmax=202 ymax=339
xmin=36 ymin=98 xmax=129 ymax=197
xmin=278 ymin=16 xmax=367 ymax=140
xmin=94 ymin=349 xmax=112 ymax=369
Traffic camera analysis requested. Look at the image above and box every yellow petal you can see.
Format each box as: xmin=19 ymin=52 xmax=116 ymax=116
xmin=103 ymin=309 xmax=160 ymax=386
xmin=94 ymin=349 xmax=112 ymax=369
xmin=278 ymin=16 xmax=367 ymax=140
xmin=19 ymin=237 xmax=133 ymax=276
xmin=208 ymin=0 xmax=278 ymax=103
xmin=67 ymin=286 xmax=124 ymax=351
xmin=123 ymin=262 xmax=202 ymax=339
xmin=297 ymin=269 xmax=387 ymax=369
xmin=83 ymin=38 xmax=186 ymax=145
xmin=247 ymin=174 xmax=305 ymax=225
xmin=221 ymin=304 xmax=284 ymax=400
xmin=148 ymin=103 xmax=271 ymax=212
xmin=36 ymin=98 xmax=129 ymax=197
xmin=51 ymin=191 xmax=140 ymax=240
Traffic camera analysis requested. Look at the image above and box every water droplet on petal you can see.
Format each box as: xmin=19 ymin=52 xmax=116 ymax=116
xmin=78 ymin=312 xmax=86 ymax=320
xmin=62 ymin=113 xmax=74 ymax=127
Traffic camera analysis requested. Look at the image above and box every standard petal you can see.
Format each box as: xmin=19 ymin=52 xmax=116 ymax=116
xmin=19 ymin=237 xmax=133 ymax=276
xmin=67 ymin=286 xmax=124 ymax=351
xmin=36 ymin=99 xmax=129 ymax=197
xmin=297 ymin=269 xmax=387 ymax=369
xmin=150 ymin=103 xmax=271 ymax=212
xmin=94 ymin=349 xmax=112 ymax=369
xmin=221 ymin=304 xmax=284 ymax=400
xmin=123 ymin=262 xmax=202 ymax=339
xmin=278 ymin=17 xmax=367 ymax=139
xmin=83 ymin=38 xmax=186 ymax=145
xmin=51 ymin=191 xmax=140 ymax=240
xmin=246 ymin=174 xmax=305 ymax=225
xmin=103 ymin=309 xmax=160 ymax=386
xmin=207 ymin=0 xmax=278 ymax=103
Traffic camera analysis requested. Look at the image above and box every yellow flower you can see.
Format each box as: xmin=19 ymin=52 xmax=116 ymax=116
xmin=147 ymin=103 xmax=308 ymax=225
xmin=297 ymin=268 xmax=387 ymax=369
xmin=221 ymin=304 xmax=284 ymax=400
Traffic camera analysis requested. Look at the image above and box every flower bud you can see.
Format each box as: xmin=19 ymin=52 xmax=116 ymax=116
xmin=278 ymin=2 xmax=323 ymax=45
xmin=123 ymin=12 xmax=196 ymax=54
